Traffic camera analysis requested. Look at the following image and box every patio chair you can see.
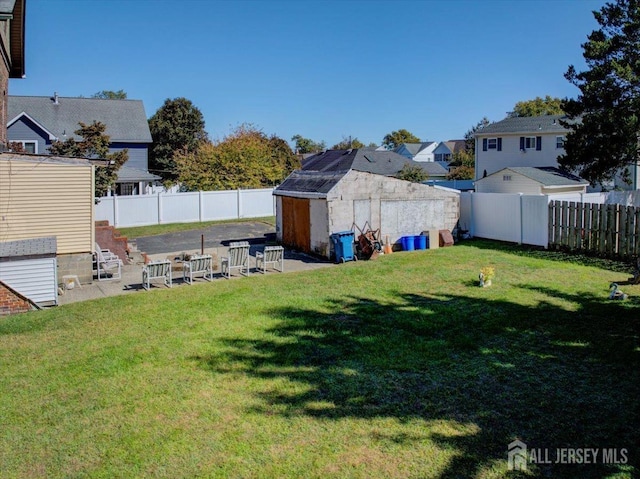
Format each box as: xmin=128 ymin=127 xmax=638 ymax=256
xmin=95 ymin=242 xmax=123 ymax=281
xmin=256 ymin=245 xmax=284 ymax=273
xmin=142 ymin=259 xmax=172 ymax=290
xmin=183 ymin=254 xmax=213 ymax=284
xmin=221 ymin=241 xmax=250 ymax=278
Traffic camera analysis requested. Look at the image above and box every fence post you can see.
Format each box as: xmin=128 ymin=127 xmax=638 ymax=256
xmin=113 ymin=195 xmax=119 ymax=228
xmin=157 ymin=192 xmax=163 ymax=225
xmin=199 ymin=191 xmax=204 ymax=222
xmin=237 ymin=189 xmax=242 ymax=219
xmin=519 ymin=193 xmax=524 ymax=245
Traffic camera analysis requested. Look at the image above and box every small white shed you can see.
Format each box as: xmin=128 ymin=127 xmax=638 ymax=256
xmin=274 ymin=169 xmax=460 ymax=259
xmin=0 ymin=237 xmax=58 ymax=307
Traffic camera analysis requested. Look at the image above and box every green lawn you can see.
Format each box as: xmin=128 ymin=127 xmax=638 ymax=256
xmin=1 ymin=240 xmax=638 ymax=478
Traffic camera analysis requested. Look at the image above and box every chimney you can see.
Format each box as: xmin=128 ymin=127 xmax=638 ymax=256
xmin=53 ymin=92 xmax=59 ymax=105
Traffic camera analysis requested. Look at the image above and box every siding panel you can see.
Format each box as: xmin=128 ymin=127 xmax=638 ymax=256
xmin=0 ymin=159 xmax=94 ymax=254
xmin=0 ymin=257 xmax=57 ymax=305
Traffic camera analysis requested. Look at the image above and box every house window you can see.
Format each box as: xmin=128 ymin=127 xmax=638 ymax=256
xmin=503 ymin=175 xmax=512 ymax=181
xmin=13 ymin=140 xmax=37 ymax=153
xmin=524 ymin=137 xmax=537 ymax=149
xmin=556 ymin=136 xmax=565 ymax=148
xmin=487 ymin=138 xmax=498 ymax=149
xmin=116 ymin=183 xmax=136 ymax=195
xmin=435 ymin=153 xmax=451 ymax=162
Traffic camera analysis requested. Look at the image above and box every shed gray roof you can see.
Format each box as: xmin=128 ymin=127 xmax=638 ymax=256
xmin=8 ymin=95 xmax=153 ymax=143
xmin=476 ymin=115 xmax=576 ymax=136
xmin=0 ymin=236 xmax=57 ymax=259
xmin=301 ymin=148 xmax=436 ymax=176
xmin=116 ymin=166 xmax=161 ymax=183
xmin=274 ymin=170 xmax=346 ymax=197
xmin=487 ymin=167 xmax=589 ymax=186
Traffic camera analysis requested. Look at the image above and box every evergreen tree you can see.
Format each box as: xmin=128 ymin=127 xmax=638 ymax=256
xmin=560 ymin=0 xmax=640 ymax=184
xmin=148 ymin=98 xmax=207 ymax=182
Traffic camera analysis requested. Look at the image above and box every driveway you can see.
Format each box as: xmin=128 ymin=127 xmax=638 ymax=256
xmin=132 ymin=221 xmax=276 ymax=255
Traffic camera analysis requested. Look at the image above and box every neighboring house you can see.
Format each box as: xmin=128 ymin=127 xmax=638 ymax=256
xmin=474 ymin=115 xmax=570 ymax=181
xmin=302 ymin=147 xmax=447 ymax=179
xmin=7 ymin=94 xmax=160 ymax=195
xmin=0 ymin=0 xmax=25 ymax=147
xmin=433 ymin=140 xmax=466 ymax=169
xmin=0 ymin=153 xmax=96 ymax=284
xmin=475 ymin=166 xmax=589 ymax=195
xmin=394 ymin=142 xmax=437 ymax=162
xmin=273 ymin=169 xmax=460 ymax=259
xmin=474 ymin=114 xmax=640 ymax=191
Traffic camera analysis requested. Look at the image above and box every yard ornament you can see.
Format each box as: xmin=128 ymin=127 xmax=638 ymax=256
xmin=608 ymin=283 xmax=628 ymax=301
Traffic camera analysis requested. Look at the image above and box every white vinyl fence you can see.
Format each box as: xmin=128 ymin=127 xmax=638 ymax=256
xmin=95 ymin=188 xmax=276 ymax=228
xmin=459 ymin=192 xmax=608 ymax=248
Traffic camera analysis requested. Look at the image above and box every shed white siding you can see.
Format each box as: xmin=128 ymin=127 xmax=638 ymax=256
xmin=0 ymin=257 xmax=57 ymax=306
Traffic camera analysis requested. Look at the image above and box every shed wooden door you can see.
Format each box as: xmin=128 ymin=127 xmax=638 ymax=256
xmin=282 ymin=196 xmax=311 ymax=253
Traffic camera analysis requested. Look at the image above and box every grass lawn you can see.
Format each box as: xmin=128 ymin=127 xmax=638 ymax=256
xmin=0 ymin=240 xmax=638 ymax=478
xmin=118 ymin=217 xmax=276 ymax=239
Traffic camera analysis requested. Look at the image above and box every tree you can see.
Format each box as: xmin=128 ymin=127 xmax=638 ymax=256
xmin=508 ymin=96 xmax=564 ymax=118
xmin=382 ymin=129 xmax=421 ymax=149
xmin=92 ymin=90 xmax=127 ymax=100
xmin=446 ymin=149 xmax=475 ymax=180
xmin=395 ymin=164 xmax=428 ymax=183
xmin=464 ymin=117 xmax=490 ymax=153
xmin=175 ymin=124 xmax=298 ymax=191
xmin=48 ymin=121 xmax=128 ymax=198
xmin=331 ymin=136 xmax=365 ymax=149
xmin=559 ymin=0 xmax=640 ymax=185
xmin=291 ymin=134 xmax=326 ymax=154
xmin=148 ymin=98 xmax=207 ymax=182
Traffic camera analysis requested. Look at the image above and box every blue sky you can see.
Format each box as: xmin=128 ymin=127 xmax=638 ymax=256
xmin=10 ymin=0 xmax=605 ymax=148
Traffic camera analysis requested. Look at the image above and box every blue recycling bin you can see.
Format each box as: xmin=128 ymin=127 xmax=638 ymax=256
xmin=330 ymin=231 xmax=356 ymax=263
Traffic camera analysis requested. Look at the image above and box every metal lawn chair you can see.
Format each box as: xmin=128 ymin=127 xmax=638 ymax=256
xmin=256 ymin=245 xmax=284 ymax=273
xmin=221 ymin=241 xmax=250 ymax=278
xmin=95 ymin=242 xmax=123 ymax=281
xmin=142 ymin=260 xmax=172 ymax=290
xmin=183 ymin=254 xmax=213 ymax=284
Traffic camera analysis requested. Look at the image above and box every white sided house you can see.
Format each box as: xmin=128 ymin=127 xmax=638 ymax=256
xmin=273 ymin=169 xmax=460 ymax=259
xmin=474 ymin=115 xmax=570 ymax=180
xmin=394 ymin=142 xmax=437 ymax=162
xmin=475 ymin=167 xmax=589 ymax=195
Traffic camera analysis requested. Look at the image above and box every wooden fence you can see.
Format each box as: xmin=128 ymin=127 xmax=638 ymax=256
xmin=549 ymin=200 xmax=640 ymax=258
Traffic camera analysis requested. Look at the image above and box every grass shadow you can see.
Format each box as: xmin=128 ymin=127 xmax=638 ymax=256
xmin=194 ymin=287 xmax=639 ymax=478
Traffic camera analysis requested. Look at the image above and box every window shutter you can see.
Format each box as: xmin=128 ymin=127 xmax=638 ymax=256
xmin=536 ymin=136 xmax=542 ymax=151
xmin=482 ymin=138 xmax=487 ymax=151
xmin=497 ymin=138 xmax=502 ymax=151
xmin=520 ymin=137 xmax=525 ymax=150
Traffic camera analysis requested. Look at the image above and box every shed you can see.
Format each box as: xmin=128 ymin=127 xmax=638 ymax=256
xmin=475 ymin=166 xmax=589 ymax=195
xmin=273 ymin=169 xmax=460 ymax=259
xmin=0 ymin=236 xmax=58 ymax=307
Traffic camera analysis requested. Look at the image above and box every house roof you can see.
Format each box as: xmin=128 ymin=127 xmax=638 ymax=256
xmin=0 ymin=151 xmax=93 ymax=166
xmin=476 ymin=115 xmax=575 ymax=136
xmin=0 ymin=0 xmax=25 ymax=78
xmin=395 ymin=142 xmax=435 ymax=156
xmin=443 ymin=140 xmax=466 ymax=153
xmin=480 ymin=166 xmax=589 ymax=187
xmin=116 ymin=166 xmax=161 ymax=183
xmin=301 ymin=148 xmax=437 ymax=176
xmin=274 ymin=170 xmax=346 ymax=197
xmin=7 ymin=95 xmax=153 ymax=143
